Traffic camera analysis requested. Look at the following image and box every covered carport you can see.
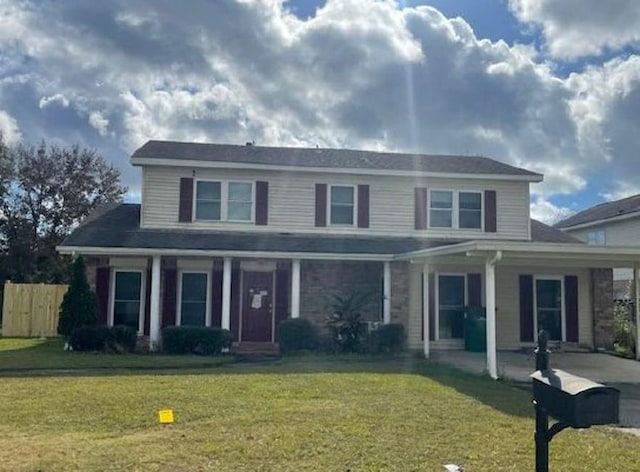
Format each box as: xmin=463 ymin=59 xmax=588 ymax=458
xmin=399 ymin=240 xmax=640 ymax=379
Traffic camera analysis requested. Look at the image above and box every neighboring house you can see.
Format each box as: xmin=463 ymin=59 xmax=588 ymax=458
xmin=58 ymin=141 xmax=640 ymax=377
xmin=555 ymin=194 xmax=640 ymax=297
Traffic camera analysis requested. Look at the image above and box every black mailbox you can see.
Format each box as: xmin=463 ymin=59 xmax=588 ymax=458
xmin=531 ymin=368 xmax=619 ymax=429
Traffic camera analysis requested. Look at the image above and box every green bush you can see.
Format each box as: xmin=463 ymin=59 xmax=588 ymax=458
xmin=278 ymin=318 xmax=319 ymax=353
xmin=69 ymin=325 xmax=112 ymax=351
xmin=162 ymin=326 xmax=232 ymax=355
xmin=110 ymin=325 xmax=137 ymax=353
xmin=369 ymin=323 xmax=406 ymax=353
xmin=58 ymin=256 xmax=98 ymax=338
xmin=613 ymin=303 xmax=636 ymax=358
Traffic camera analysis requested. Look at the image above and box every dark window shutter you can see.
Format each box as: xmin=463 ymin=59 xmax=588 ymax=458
xmin=162 ymin=269 xmax=177 ymax=328
xmin=275 ymin=268 xmax=290 ymax=340
xmin=230 ymin=268 xmax=241 ymax=341
xmin=357 ymin=184 xmax=370 ymax=228
xmin=179 ymin=177 xmax=194 ymax=222
xmin=428 ymin=273 xmax=436 ymax=341
xmin=484 ymin=190 xmax=497 ymax=233
xmin=144 ymin=268 xmax=151 ymax=335
xmin=519 ymin=275 xmax=534 ymax=342
xmin=415 ymin=187 xmax=428 ymax=230
xmin=467 ymin=273 xmax=482 ymax=307
xmin=255 ymin=181 xmax=269 ymax=226
xmin=565 ymin=275 xmax=579 ymax=342
xmin=96 ymin=267 xmax=110 ymax=326
xmin=211 ymin=269 xmax=223 ymax=327
xmin=315 ymin=183 xmax=327 ymax=227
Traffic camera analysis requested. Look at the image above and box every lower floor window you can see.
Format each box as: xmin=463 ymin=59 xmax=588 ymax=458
xmin=113 ymin=271 xmax=143 ymax=330
xmin=536 ymin=278 xmax=563 ymax=341
xmin=180 ymin=272 xmax=209 ymax=326
xmin=438 ymin=274 xmax=466 ymax=339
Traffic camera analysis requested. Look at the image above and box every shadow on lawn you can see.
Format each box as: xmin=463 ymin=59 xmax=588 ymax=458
xmin=0 ymin=338 xmax=533 ymax=419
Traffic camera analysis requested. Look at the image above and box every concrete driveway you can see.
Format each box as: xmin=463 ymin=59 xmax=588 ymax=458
xmin=431 ymin=350 xmax=640 ymax=430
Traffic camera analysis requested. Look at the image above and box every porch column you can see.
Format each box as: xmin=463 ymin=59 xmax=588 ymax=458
xmin=149 ymin=255 xmax=162 ymax=351
xmin=221 ymin=257 xmax=232 ymax=331
xmin=423 ymin=263 xmax=430 ymax=358
xmin=291 ymin=259 xmax=301 ymax=319
xmin=383 ymin=261 xmax=391 ymax=324
xmin=635 ymin=265 xmax=640 ymax=361
xmin=485 ymin=251 xmax=502 ymax=380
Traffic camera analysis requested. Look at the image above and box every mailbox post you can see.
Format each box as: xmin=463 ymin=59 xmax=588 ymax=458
xmin=531 ymin=330 xmax=620 ymax=472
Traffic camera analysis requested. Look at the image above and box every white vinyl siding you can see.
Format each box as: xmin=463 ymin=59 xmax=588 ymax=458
xmin=141 ymin=166 xmax=530 ymax=239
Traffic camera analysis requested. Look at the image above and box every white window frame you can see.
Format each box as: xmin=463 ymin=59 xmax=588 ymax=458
xmin=533 ymin=275 xmax=566 ymax=342
xmin=109 ymin=268 xmax=146 ymax=335
xmin=434 ymin=273 xmax=467 ymax=341
xmin=177 ymin=270 xmax=212 ymax=327
xmin=193 ymin=179 xmax=255 ymax=223
xmin=428 ymin=189 xmax=484 ymax=230
xmin=327 ymin=184 xmax=358 ymax=227
xmin=586 ymin=229 xmax=606 ymax=245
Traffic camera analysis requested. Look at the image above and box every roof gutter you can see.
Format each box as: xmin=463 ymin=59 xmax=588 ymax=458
xmin=56 ymin=245 xmax=396 ymax=262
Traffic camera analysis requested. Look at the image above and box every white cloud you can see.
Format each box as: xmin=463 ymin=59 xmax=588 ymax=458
xmin=88 ymin=111 xmax=109 ymax=136
xmin=0 ymin=0 xmax=637 ymax=205
xmin=530 ymin=196 xmax=574 ymax=225
xmin=38 ymin=93 xmax=69 ymax=109
xmin=509 ymin=0 xmax=640 ymax=59
xmin=0 ymin=109 xmax=22 ymax=144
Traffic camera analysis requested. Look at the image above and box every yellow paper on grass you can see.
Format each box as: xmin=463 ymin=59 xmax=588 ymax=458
xmin=158 ymin=409 xmax=174 ymax=424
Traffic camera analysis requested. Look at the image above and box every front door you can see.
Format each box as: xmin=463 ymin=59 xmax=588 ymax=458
xmin=242 ymin=271 xmax=274 ymax=342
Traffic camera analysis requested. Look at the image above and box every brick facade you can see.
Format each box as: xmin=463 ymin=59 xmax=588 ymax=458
xmin=591 ymin=268 xmax=614 ymax=350
xmin=300 ymin=260 xmax=383 ymax=327
xmin=390 ymin=261 xmax=410 ymax=329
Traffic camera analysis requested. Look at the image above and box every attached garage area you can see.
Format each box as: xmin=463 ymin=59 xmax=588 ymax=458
xmin=401 ymin=239 xmax=640 ymax=379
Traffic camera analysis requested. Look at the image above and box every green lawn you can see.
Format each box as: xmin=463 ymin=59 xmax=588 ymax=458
xmin=0 ymin=338 xmax=638 ymax=471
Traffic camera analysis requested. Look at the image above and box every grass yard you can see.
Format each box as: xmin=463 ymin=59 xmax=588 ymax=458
xmin=0 ymin=339 xmax=639 ymax=471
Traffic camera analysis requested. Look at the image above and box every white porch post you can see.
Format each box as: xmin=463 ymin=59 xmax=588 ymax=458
xmin=485 ymin=251 xmax=502 ymax=380
xmin=383 ymin=261 xmax=391 ymax=324
xmin=423 ymin=263 xmax=430 ymax=358
xmin=291 ymin=259 xmax=301 ymax=319
xmin=149 ymin=255 xmax=162 ymax=351
xmin=635 ymin=265 xmax=640 ymax=361
xmin=221 ymin=257 xmax=232 ymax=331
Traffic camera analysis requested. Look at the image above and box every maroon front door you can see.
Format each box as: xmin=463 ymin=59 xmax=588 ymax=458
xmin=242 ymin=271 xmax=274 ymax=342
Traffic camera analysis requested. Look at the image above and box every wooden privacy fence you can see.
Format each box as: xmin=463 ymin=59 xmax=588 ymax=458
xmin=2 ymin=282 xmax=68 ymax=337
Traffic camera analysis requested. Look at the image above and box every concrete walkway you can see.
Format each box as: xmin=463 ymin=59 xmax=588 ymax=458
xmin=432 ymin=350 xmax=640 ymax=430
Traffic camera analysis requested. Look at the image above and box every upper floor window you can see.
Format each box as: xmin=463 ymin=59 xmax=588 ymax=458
xmin=195 ymin=180 xmax=253 ymax=222
xmin=429 ymin=190 xmax=482 ymax=229
xmin=459 ymin=192 xmax=482 ymax=229
xmin=429 ymin=191 xmax=453 ymax=228
xmin=329 ymin=185 xmax=355 ymax=225
xmin=587 ymin=229 xmax=605 ymax=245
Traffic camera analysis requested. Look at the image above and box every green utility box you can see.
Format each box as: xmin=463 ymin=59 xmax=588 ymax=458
xmin=464 ymin=306 xmax=486 ymax=352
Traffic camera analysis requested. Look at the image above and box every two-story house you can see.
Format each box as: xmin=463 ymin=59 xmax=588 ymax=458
xmin=556 ymin=194 xmax=640 ymax=298
xmin=58 ymin=140 xmax=640 ymax=377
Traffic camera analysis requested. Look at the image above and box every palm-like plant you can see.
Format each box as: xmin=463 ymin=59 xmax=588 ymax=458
xmin=325 ymin=291 xmax=374 ymax=352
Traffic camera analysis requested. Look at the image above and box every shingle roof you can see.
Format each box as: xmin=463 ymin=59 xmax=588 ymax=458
xmin=61 ymin=204 xmax=461 ymax=255
xmin=555 ymin=194 xmax=640 ymax=229
xmin=132 ymin=140 xmax=542 ymax=179
xmin=60 ymin=205 xmax=580 ymax=255
xmin=530 ymin=220 xmax=583 ymax=243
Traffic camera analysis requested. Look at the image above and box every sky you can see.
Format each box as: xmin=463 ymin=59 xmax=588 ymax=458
xmin=1 ymin=0 xmax=640 ymax=224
